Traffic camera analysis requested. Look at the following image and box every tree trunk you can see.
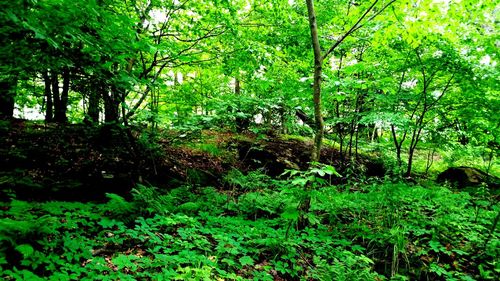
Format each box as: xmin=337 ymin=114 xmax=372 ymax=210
xmin=121 ymin=88 xmax=129 ymax=127
xmin=406 ymin=148 xmax=415 ymax=177
xmin=235 ymin=77 xmax=241 ymax=95
xmin=304 ymin=0 xmax=395 ymax=161
xmin=104 ymin=86 xmax=119 ymax=123
xmin=371 ymin=124 xmax=378 ymax=142
xmin=87 ymin=90 xmax=100 ymax=123
xmin=406 ymin=125 xmax=424 ymax=177
xmin=0 ymin=76 xmax=17 ymax=120
xmin=306 ymin=0 xmax=324 ymax=162
xmin=43 ymin=71 xmax=53 ymax=122
xmin=61 ymin=68 xmax=70 ymax=120
xmin=391 ymin=125 xmax=403 ymax=168
xmin=54 ymin=68 xmax=69 ymax=123
xmin=51 ymin=71 xmax=61 ymax=122
xmin=424 ymin=148 xmax=436 ymax=176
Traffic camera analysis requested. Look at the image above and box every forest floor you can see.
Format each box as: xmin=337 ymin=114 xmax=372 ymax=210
xmin=0 ymin=121 xmax=386 ymax=201
xmin=0 ymin=121 xmax=498 ymax=280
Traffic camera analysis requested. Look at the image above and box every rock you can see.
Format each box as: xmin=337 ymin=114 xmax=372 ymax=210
xmin=234 ymin=136 xmax=386 ymax=179
xmin=235 ymin=138 xmax=310 ymax=176
xmin=364 ymin=161 xmax=386 ymax=177
xmin=437 ymin=167 xmax=500 ymax=188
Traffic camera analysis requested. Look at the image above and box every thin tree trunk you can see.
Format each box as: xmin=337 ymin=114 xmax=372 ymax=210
xmin=0 ymin=76 xmax=18 ymax=120
xmin=51 ymin=71 xmax=62 ymax=122
xmin=371 ymin=124 xmax=377 ymax=142
xmin=406 ymin=148 xmax=415 ymax=177
xmin=339 ymin=133 xmax=345 ymax=168
xmin=87 ymin=90 xmax=100 ymax=123
xmin=104 ymin=86 xmax=119 ymax=123
xmin=43 ymin=71 xmax=53 ymax=122
xmin=406 ymin=125 xmax=424 ymax=177
xmin=355 ymin=123 xmax=360 ymax=159
xmin=54 ymin=68 xmax=69 ymax=123
xmin=305 ymin=0 xmax=393 ymax=161
xmin=235 ymin=77 xmax=241 ymax=95
xmin=425 ymin=148 xmax=436 ymax=175
xmin=121 ymin=89 xmax=129 ymax=127
xmin=306 ymin=0 xmax=324 ymax=162
xmin=348 ymin=123 xmax=355 ymax=157
xmin=391 ymin=125 xmax=403 ymax=168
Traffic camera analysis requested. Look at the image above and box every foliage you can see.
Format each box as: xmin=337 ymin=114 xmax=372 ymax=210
xmin=2 ymin=177 xmax=497 ymax=280
xmin=2 ymin=0 xmax=497 ymax=177
xmin=1 ymin=0 xmax=499 ymax=280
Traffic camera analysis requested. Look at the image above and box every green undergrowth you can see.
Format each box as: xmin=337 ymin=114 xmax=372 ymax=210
xmin=0 ymin=177 xmax=498 ymax=280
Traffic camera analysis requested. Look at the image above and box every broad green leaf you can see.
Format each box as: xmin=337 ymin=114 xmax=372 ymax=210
xmin=239 ymin=256 xmax=254 ymax=267
xmin=15 ymin=244 xmax=34 ymax=257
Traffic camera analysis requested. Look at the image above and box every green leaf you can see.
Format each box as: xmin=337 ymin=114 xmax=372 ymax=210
xmin=291 ymin=178 xmax=308 ymax=186
xmin=98 ymin=218 xmax=120 ymax=229
xmin=311 ymin=168 xmax=325 ymax=177
xmin=323 ymin=165 xmax=341 ymax=177
xmin=429 ymin=240 xmax=446 ymax=253
xmin=15 ymin=244 xmax=34 ymax=257
xmin=221 ymin=258 xmax=236 ymax=267
xmin=239 ymin=256 xmax=254 ymax=267
xmin=281 ymin=207 xmax=299 ymax=221
xmin=112 ymin=254 xmax=138 ymax=270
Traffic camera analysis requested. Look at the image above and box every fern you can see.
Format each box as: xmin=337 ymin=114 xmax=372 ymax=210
xmin=0 ymin=216 xmax=54 ymax=242
xmin=0 ymin=200 xmax=54 ymax=245
xmin=224 ymin=169 xmax=272 ymax=191
xmin=105 ymin=193 xmax=135 ymax=215
xmin=131 ymin=184 xmax=170 ymax=215
xmin=0 ymin=214 xmax=54 ymax=270
xmin=102 ymin=193 xmax=137 ymax=224
xmin=8 ymin=200 xmax=34 ymax=218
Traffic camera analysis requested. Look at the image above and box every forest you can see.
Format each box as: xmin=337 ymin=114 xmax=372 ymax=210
xmin=0 ymin=0 xmax=499 ymax=280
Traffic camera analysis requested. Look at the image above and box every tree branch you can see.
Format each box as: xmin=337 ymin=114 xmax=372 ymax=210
xmin=323 ymin=0 xmax=380 ymax=60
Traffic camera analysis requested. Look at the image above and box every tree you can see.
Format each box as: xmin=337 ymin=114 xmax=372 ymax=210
xmin=0 ymin=0 xmax=34 ymax=119
xmin=360 ymin=0 xmax=498 ymax=176
xmin=381 ymin=38 xmax=471 ymax=176
xmin=304 ymin=0 xmax=396 ymax=161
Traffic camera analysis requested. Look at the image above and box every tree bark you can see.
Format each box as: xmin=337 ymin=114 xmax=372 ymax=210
xmin=391 ymin=124 xmax=403 ymax=168
xmin=51 ymin=71 xmax=62 ymax=122
xmin=0 ymin=76 xmax=17 ymax=120
xmin=104 ymin=86 xmax=119 ymax=123
xmin=305 ymin=0 xmax=324 ymax=162
xmin=54 ymin=68 xmax=69 ymax=123
xmin=235 ymin=77 xmax=241 ymax=95
xmin=87 ymin=90 xmax=100 ymax=123
xmin=43 ymin=71 xmax=53 ymax=122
